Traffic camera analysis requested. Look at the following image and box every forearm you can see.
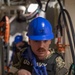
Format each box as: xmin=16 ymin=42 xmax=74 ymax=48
xmin=15 ymin=69 xmax=31 ymax=75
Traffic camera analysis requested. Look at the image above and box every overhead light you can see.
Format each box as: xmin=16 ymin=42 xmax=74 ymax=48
xmin=27 ymin=3 xmax=38 ymax=13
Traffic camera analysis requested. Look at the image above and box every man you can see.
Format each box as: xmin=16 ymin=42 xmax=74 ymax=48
xmin=9 ymin=34 xmax=28 ymax=70
xmin=13 ymin=17 xmax=68 ymax=75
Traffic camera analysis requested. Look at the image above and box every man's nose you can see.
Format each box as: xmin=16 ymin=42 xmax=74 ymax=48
xmin=39 ymin=41 xmax=44 ymax=47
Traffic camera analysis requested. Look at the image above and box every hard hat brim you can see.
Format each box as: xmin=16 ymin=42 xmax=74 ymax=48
xmin=28 ymin=34 xmax=54 ymax=40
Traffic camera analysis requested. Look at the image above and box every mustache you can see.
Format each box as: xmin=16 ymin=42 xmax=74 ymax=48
xmin=37 ymin=48 xmax=46 ymax=51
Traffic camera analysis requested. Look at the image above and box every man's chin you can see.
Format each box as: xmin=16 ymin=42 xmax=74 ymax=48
xmin=37 ymin=55 xmax=46 ymax=60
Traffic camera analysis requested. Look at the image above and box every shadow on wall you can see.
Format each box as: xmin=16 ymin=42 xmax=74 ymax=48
xmin=10 ymin=20 xmax=28 ymax=36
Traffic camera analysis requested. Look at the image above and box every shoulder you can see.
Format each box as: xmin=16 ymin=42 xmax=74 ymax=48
xmin=55 ymin=54 xmax=68 ymax=75
xmin=49 ymin=48 xmax=65 ymax=68
xmin=48 ymin=49 xmax=68 ymax=74
xmin=55 ymin=56 xmax=65 ymax=69
xmin=51 ymin=49 xmax=65 ymax=69
xmin=48 ymin=48 xmax=63 ymax=60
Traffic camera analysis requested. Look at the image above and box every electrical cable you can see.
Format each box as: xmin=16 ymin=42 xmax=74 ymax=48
xmin=57 ymin=0 xmax=75 ymax=75
xmin=57 ymin=0 xmax=75 ymax=63
xmin=45 ymin=0 xmax=51 ymax=12
xmin=58 ymin=9 xmax=75 ymax=63
xmin=35 ymin=0 xmax=42 ymax=9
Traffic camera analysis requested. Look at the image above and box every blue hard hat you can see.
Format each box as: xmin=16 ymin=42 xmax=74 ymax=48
xmin=14 ymin=35 xmax=23 ymax=44
xmin=27 ymin=17 xmax=54 ymax=40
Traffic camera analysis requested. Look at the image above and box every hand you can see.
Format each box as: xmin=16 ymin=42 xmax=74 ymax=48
xmin=17 ymin=69 xmax=31 ymax=75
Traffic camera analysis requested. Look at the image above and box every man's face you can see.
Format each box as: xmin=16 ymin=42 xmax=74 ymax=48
xmin=29 ymin=39 xmax=51 ymax=60
xmin=16 ymin=41 xmax=25 ymax=51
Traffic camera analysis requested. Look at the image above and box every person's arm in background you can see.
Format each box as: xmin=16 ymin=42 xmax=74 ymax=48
xmin=11 ymin=53 xmax=32 ymax=75
xmin=15 ymin=69 xmax=31 ymax=75
xmin=55 ymin=56 xmax=68 ymax=75
xmin=10 ymin=41 xmax=32 ymax=75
